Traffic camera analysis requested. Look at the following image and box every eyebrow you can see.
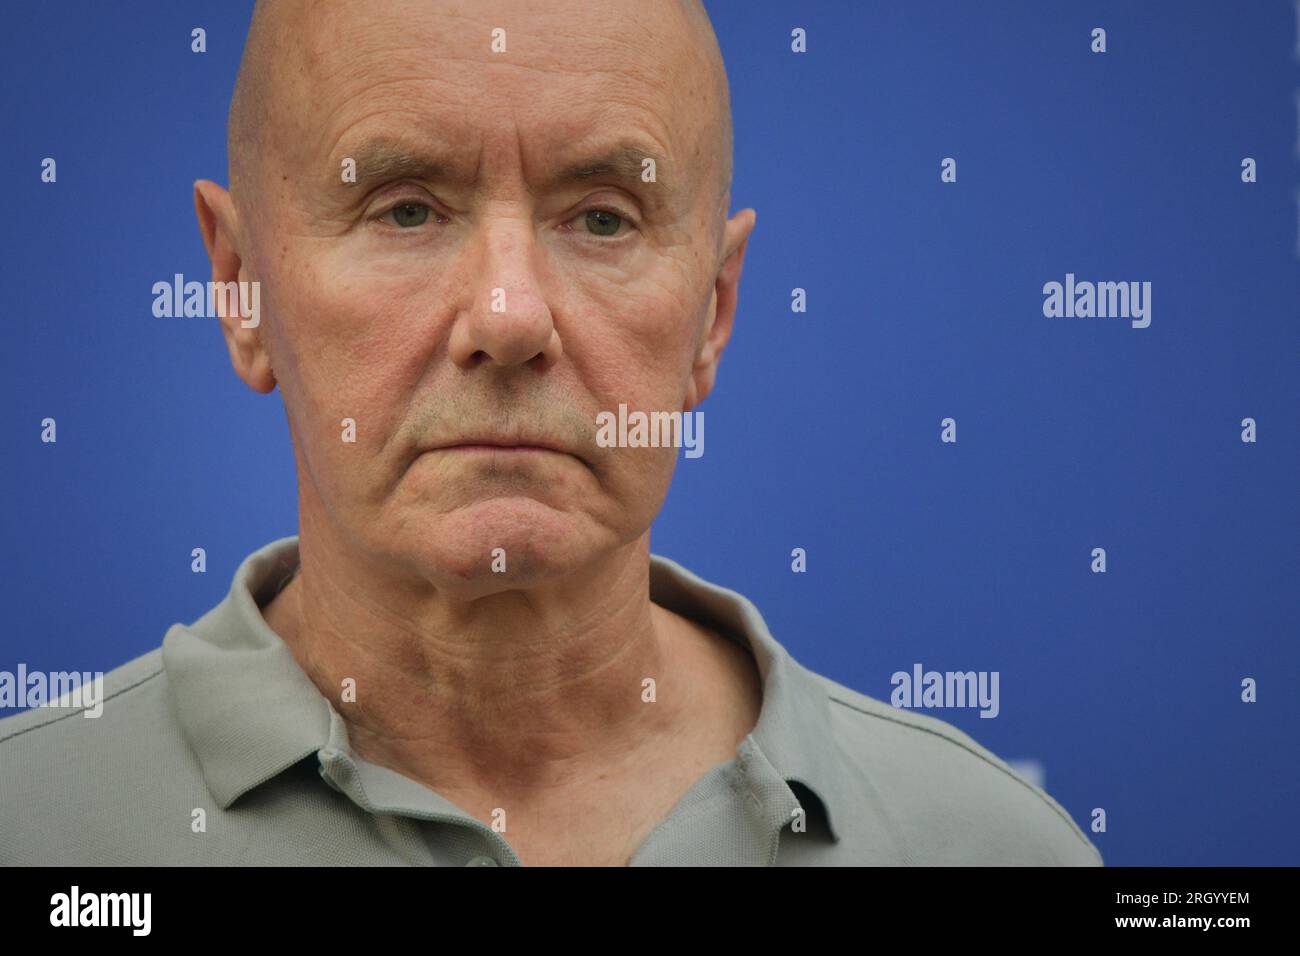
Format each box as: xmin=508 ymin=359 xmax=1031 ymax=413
xmin=347 ymin=141 xmax=454 ymax=184
xmin=340 ymin=140 xmax=670 ymax=195
xmin=556 ymin=145 xmax=666 ymax=191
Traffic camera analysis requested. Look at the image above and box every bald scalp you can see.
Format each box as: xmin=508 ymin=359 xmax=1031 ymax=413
xmin=226 ymin=0 xmax=733 ymax=230
xmin=224 ymin=0 xmax=277 ymax=223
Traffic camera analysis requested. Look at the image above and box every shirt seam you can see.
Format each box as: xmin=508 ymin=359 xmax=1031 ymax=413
xmin=827 ymin=692 xmax=1102 ymax=862
xmin=0 ymin=664 xmax=164 ymax=746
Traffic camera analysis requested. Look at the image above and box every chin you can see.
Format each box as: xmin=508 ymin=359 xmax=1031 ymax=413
xmin=392 ymin=497 xmax=597 ymax=590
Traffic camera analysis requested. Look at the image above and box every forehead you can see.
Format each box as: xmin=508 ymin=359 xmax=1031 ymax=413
xmin=275 ymin=0 xmax=702 ymax=194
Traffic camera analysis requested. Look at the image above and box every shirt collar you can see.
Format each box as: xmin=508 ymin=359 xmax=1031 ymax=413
xmin=163 ymin=537 xmax=330 ymax=809
xmin=164 ymin=536 xmax=850 ymax=840
xmin=647 ymin=554 xmax=850 ymax=841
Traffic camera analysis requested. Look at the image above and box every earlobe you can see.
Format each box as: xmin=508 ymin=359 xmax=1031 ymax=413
xmin=240 ymin=341 xmax=278 ymax=394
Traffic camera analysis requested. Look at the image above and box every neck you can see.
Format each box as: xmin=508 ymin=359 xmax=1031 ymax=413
xmin=260 ymin=520 xmax=736 ymax=810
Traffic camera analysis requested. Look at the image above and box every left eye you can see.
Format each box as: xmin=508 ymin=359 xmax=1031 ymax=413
xmin=386 ymin=202 xmax=430 ymax=228
xmin=578 ymin=208 xmax=625 ymax=237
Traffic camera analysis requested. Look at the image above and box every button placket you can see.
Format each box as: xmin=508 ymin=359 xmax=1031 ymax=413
xmin=734 ymin=738 xmax=804 ymax=864
xmin=316 ymin=706 xmax=525 ymax=865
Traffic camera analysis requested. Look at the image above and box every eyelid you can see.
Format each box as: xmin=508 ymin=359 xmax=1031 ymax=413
xmin=367 ymin=184 xmax=443 ymax=221
xmin=364 ymin=191 xmax=639 ymax=234
xmin=571 ymin=203 xmax=639 ymax=236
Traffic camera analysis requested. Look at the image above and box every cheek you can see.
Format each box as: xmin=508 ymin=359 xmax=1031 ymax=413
xmin=558 ymin=260 xmax=704 ymax=413
xmin=262 ymin=250 xmax=443 ymax=498
xmin=605 ymin=445 xmax=683 ymax=529
xmin=560 ymin=280 xmax=703 ymax=524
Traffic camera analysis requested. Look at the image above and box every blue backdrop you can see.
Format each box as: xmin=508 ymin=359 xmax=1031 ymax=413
xmin=2 ymin=0 xmax=1296 ymax=866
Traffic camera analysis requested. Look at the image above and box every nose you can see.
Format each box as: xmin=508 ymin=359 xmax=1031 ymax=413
xmin=447 ymin=215 xmax=563 ymax=370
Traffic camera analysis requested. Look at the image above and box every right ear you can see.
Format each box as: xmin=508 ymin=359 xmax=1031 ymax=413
xmin=193 ymin=180 xmax=276 ymax=394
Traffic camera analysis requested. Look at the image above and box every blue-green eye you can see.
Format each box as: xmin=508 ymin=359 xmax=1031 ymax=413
xmin=583 ymin=209 xmax=623 ymax=236
xmin=390 ymin=202 xmax=430 ymax=227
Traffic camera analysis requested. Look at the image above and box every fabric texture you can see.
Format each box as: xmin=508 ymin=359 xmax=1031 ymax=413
xmin=0 ymin=536 xmax=1103 ymax=866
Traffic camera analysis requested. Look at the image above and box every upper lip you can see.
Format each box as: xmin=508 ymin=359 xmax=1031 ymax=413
xmin=425 ymin=435 xmax=579 ymax=459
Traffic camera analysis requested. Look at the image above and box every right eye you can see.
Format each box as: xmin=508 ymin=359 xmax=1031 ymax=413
xmin=381 ymin=202 xmax=432 ymax=228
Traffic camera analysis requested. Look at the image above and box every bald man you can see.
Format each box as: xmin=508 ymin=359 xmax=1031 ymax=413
xmin=0 ymin=0 xmax=1101 ymax=867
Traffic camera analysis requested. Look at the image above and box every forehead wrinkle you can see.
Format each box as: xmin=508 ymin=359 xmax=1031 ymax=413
xmin=231 ymin=0 xmax=730 ymax=232
xmin=322 ymin=85 xmax=677 ymax=193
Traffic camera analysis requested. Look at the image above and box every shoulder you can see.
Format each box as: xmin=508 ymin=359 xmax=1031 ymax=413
xmin=803 ymin=667 xmax=1103 ymax=866
xmin=0 ymin=647 xmax=184 ymax=863
xmin=0 ymin=648 xmax=165 ymax=745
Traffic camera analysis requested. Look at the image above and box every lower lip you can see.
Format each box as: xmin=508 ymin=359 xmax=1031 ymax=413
xmin=437 ymin=445 xmax=558 ymax=455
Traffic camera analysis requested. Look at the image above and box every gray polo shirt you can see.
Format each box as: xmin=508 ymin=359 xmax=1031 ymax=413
xmin=0 ymin=536 xmax=1102 ymax=866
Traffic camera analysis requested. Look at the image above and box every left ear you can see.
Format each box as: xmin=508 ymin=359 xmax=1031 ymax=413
xmin=685 ymin=207 xmax=756 ymax=411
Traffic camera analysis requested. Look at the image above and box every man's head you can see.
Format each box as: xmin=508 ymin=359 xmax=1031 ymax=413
xmin=195 ymin=0 xmax=755 ymax=596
